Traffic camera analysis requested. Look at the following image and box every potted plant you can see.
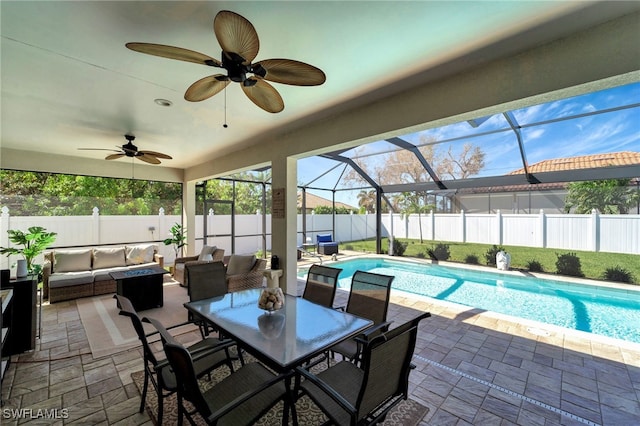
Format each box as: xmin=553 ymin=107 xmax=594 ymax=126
xmin=0 ymin=226 xmax=57 ymax=278
xmin=163 ymin=222 xmax=187 ymax=260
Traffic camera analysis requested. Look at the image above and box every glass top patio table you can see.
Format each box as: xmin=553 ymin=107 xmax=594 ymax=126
xmin=184 ymin=288 xmax=373 ymax=372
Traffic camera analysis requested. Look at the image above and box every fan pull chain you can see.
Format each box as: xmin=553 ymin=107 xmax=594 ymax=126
xmin=223 ymin=85 xmax=228 ymax=128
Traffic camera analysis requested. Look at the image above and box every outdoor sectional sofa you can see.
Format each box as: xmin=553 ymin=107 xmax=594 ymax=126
xmin=43 ymin=244 xmax=163 ymax=303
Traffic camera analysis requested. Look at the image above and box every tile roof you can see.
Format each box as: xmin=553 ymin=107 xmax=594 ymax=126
xmin=508 ymin=151 xmax=640 ymax=174
xmin=460 ymin=151 xmax=640 ymax=194
xmin=298 ymin=192 xmax=356 ymax=210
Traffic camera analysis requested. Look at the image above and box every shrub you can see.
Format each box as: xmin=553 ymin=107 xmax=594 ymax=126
xmin=391 ymin=239 xmax=407 ymax=256
xmin=415 ymin=252 xmax=426 ymax=259
xmin=484 ymin=245 xmax=505 ymax=266
xmin=429 ymin=243 xmax=451 ymax=261
xmin=603 ymin=266 xmax=634 ymax=283
xmin=555 ymin=252 xmax=584 ymax=277
xmin=526 ymin=260 xmax=544 ymax=272
xmin=464 ymin=254 xmax=479 ymax=265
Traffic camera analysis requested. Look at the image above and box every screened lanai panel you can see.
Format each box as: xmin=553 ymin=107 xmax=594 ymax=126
xmin=511 ymin=82 xmax=640 ymax=124
xmin=514 ymin=81 xmax=640 ymax=171
xmin=404 ymin=113 xmax=509 ymax=145
xmin=422 ymin=131 xmax=522 ymax=179
xmin=298 ymin=156 xmax=353 ymax=189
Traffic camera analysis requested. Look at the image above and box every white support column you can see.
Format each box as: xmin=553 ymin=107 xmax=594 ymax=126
xmin=271 ymin=155 xmax=297 ymax=295
xmin=183 ymin=181 xmax=197 ymax=257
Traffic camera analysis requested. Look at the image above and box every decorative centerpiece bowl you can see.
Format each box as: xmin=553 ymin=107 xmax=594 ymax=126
xmin=258 ymin=287 xmax=285 ymax=313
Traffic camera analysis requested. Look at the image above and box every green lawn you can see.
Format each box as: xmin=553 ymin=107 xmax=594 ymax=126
xmin=342 ymin=238 xmax=640 ymax=285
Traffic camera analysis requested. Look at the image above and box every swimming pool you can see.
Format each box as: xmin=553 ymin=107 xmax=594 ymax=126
xmin=306 ymin=257 xmax=640 ymax=344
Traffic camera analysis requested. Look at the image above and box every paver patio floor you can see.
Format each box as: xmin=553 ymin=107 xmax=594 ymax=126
xmin=2 ymin=270 xmax=639 ymax=425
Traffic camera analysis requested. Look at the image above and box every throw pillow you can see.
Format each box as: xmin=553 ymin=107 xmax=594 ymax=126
xmin=93 ymin=247 xmax=126 ymax=269
xmin=54 ymin=249 xmax=92 ymax=273
xmin=226 ymin=254 xmax=256 ymax=275
xmin=197 ymin=245 xmax=217 ymax=261
xmin=125 ymin=244 xmax=156 ymax=265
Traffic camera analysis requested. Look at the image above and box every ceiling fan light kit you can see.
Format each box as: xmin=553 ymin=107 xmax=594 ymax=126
xmin=126 ymin=10 xmax=326 ymax=114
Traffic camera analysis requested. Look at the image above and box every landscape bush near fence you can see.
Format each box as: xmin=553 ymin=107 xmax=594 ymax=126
xmin=1 ymin=207 xmax=638 ymax=271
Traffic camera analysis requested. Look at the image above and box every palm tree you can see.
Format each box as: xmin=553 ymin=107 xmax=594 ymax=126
xmin=357 ymin=189 xmax=377 ymax=213
xmin=397 ymin=192 xmax=434 ymax=243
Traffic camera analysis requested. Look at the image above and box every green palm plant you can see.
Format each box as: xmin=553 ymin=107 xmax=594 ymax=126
xmin=0 ymin=226 xmax=57 ymax=274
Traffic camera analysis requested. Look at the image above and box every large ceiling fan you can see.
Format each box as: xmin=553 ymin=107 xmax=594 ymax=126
xmin=78 ymin=135 xmax=172 ymax=164
xmin=126 ymin=10 xmax=326 ymax=113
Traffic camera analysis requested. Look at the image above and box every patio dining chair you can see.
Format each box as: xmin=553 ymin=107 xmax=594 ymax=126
xmin=328 ymin=270 xmax=394 ymax=366
xmin=301 ymin=264 xmax=343 ymax=308
xmin=295 ymin=311 xmax=431 ymax=426
xmin=153 ymin=317 xmax=295 ymax=426
xmin=115 ymin=295 xmax=235 ymax=425
xmin=186 ymin=261 xmax=227 ymax=338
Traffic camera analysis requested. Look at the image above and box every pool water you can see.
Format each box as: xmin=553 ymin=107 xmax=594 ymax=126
xmin=308 ymin=257 xmax=640 ymax=344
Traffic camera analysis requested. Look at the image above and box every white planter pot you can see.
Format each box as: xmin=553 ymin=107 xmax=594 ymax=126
xmin=16 ymin=259 xmax=28 ymax=277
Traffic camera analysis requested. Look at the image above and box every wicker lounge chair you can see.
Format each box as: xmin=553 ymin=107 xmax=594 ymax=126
xmin=295 ymin=312 xmax=431 ymax=426
xmin=174 ymin=245 xmax=225 ymax=287
xmin=225 ymin=255 xmax=267 ymax=292
xmin=115 ymin=295 xmax=235 ymax=425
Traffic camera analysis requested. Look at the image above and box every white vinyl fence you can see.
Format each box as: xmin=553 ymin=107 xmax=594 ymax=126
xmin=382 ymin=210 xmax=640 ymax=255
xmin=1 ymin=207 xmax=638 ymax=271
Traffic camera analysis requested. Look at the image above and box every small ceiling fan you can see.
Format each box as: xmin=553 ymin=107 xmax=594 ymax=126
xmin=126 ymin=10 xmax=326 ymax=113
xmin=78 ymin=135 xmax=172 ymax=165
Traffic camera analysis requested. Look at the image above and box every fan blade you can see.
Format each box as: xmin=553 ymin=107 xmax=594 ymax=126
xmin=214 ymin=10 xmax=259 ymax=64
xmin=105 ymin=153 xmax=126 ymax=161
xmin=126 ymin=42 xmax=221 ymax=67
xmin=241 ymin=78 xmax=284 ymax=113
xmin=136 ymin=154 xmax=162 ymax=165
xmin=139 ymin=150 xmax=172 ymax=160
xmin=185 ymin=74 xmax=230 ymax=102
xmin=254 ymin=59 xmax=326 ymax=86
xmin=78 ymin=148 xmax=122 ymax=153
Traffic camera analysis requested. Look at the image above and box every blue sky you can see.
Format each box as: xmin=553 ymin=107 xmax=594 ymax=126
xmin=297 ymin=81 xmax=640 ymax=207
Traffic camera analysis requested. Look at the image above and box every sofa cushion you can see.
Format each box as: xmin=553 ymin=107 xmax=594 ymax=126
xmin=48 ymin=271 xmax=94 ymax=288
xmin=317 ymin=234 xmax=333 ymax=243
xmin=93 ymin=247 xmax=126 ymax=269
xmin=125 ymin=244 xmax=156 ymax=265
xmin=226 ymin=254 xmax=256 ymax=275
xmin=198 ymin=245 xmax=217 ymax=261
xmin=54 ymin=249 xmax=92 ymax=273
xmin=92 ymin=266 xmax=129 ymax=282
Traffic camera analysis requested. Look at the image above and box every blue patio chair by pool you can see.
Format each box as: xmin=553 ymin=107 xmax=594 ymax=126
xmin=316 ymin=234 xmax=339 ymax=255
